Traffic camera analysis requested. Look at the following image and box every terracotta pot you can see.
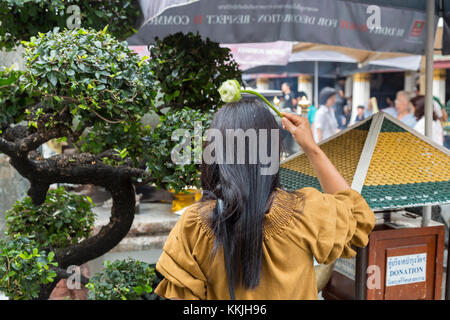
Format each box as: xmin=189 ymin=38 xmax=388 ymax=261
xmin=169 ymin=189 xmax=201 ymax=213
xmin=49 ymin=263 xmax=90 ymax=300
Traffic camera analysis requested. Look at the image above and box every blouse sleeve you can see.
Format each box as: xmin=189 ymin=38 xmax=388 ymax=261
xmin=154 ymin=206 xmax=208 ymax=300
xmin=291 ymin=187 xmax=375 ymax=265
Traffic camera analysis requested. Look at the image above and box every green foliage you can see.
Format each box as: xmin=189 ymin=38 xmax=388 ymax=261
xmin=86 ymin=259 xmax=157 ymax=300
xmin=144 ymin=107 xmax=212 ymax=193
xmin=23 ymin=27 xmax=154 ymax=121
xmin=0 ymin=0 xmax=141 ymax=51
xmin=150 ymin=32 xmax=243 ymax=112
xmin=78 ymin=120 xmax=151 ymax=167
xmin=0 ymin=235 xmax=58 ymax=300
xmin=4 ymin=187 xmax=96 ymax=249
xmin=0 ymin=68 xmax=41 ymax=131
xmin=10 ymin=27 xmax=156 ymax=163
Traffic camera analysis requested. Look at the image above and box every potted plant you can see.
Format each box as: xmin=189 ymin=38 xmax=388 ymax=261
xmin=0 ymin=187 xmax=95 ymax=299
xmin=144 ymin=107 xmax=211 ymax=212
xmin=0 ymin=235 xmax=58 ymax=300
xmin=86 ymin=258 xmax=161 ymax=300
xmin=146 ymin=32 xmax=242 ymax=212
xmin=0 ymin=27 xmax=157 ymax=299
xmin=149 ymin=32 xmax=243 ymax=115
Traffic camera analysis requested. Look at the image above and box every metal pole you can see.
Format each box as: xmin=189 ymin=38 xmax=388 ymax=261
xmin=425 ymin=0 xmax=435 ymax=146
xmin=441 ymin=0 xmax=450 ymax=302
xmin=355 ymin=246 xmax=368 ymax=300
xmin=314 ymin=61 xmax=319 ymax=108
xmin=422 ymin=206 xmax=432 ymax=226
xmin=446 ymin=243 xmax=450 ymax=300
xmin=422 ymin=0 xmax=435 ymax=227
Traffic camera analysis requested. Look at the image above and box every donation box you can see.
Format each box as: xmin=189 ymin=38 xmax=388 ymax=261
xmin=323 ymin=210 xmax=445 ymax=300
xmin=279 ymin=112 xmax=450 ymax=300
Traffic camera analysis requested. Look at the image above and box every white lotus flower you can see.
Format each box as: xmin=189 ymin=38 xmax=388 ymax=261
xmin=218 ymin=79 xmax=241 ymax=103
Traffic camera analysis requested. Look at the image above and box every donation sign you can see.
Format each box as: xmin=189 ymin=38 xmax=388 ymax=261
xmin=334 ymin=257 xmax=356 ymax=281
xmin=386 ymin=253 xmax=427 ymax=287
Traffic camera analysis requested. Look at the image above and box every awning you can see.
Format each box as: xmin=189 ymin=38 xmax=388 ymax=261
xmin=129 ymin=0 xmax=446 ymax=55
xmin=220 ymin=41 xmax=293 ymax=71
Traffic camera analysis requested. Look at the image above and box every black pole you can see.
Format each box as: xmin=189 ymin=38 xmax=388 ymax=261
xmin=446 ymin=231 xmax=449 ymax=300
xmin=355 ymin=246 xmax=368 ymax=300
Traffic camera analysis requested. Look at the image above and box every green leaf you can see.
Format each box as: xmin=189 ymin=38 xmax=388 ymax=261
xmin=47 ymin=72 xmax=58 ymax=86
xmin=133 ymin=286 xmax=143 ymax=295
xmin=48 ymin=251 xmax=55 ymax=262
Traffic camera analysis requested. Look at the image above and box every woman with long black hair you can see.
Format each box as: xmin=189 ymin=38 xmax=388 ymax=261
xmin=154 ymin=97 xmax=375 ymax=300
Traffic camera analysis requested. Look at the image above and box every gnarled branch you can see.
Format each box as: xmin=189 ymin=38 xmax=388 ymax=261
xmin=17 ymin=125 xmax=72 ymax=154
xmin=55 ymin=178 xmax=136 ymax=268
xmin=0 ymin=136 xmax=18 ymax=158
xmin=2 ymin=118 xmax=155 ymax=299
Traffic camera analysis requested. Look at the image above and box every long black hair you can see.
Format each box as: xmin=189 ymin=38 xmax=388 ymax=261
xmin=411 ymin=95 xmax=439 ymax=121
xmin=201 ymin=97 xmax=281 ymax=299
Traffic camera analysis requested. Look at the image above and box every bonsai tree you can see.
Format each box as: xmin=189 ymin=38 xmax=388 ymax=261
xmin=0 ymin=235 xmax=59 ymax=300
xmin=150 ymin=32 xmax=243 ymax=114
xmin=147 ymin=32 xmax=242 ymax=193
xmin=0 ymin=28 xmax=243 ymax=299
xmin=4 ymin=187 xmax=96 ymax=249
xmin=0 ymin=27 xmax=156 ymax=299
xmin=0 ymin=187 xmax=95 ymax=299
xmin=144 ymin=107 xmax=212 ymax=194
xmin=0 ymin=189 xmax=161 ymax=300
xmin=0 ymin=0 xmax=141 ymax=51
xmin=86 ymin=259 xmax=159 ymax=300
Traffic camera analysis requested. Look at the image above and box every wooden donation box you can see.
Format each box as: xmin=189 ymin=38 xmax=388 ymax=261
xmin=279 ymin=112 xmax=450 ymax=300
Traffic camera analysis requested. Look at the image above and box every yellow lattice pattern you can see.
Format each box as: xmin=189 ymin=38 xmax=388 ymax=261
xmin=281 ymin=129 xmax=368 ymax=184
xmin=365 ymin=132 xmax=450 ymax=186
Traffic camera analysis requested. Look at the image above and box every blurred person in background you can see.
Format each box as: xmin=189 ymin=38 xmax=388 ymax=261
xmin=394 ymin=90 xmax=417 ymax=128
xmin=415 ymin=84 xmax=447 ymax=123
xmin=355 ymin=105 xmax=365 ymax=123
xmin=445 ymin=99 xmax=450 ymax=149
xmin=411 ymin=95 xmax=444 ymax=146
xmin=281 ymin=82 xmax=296 ymax=112
xmin=383 ymin=96 xmax=397 ymax=116
xmin=314 ymin=87 xmax=338 ymax=142
xmin=334 ymin=76 xmax=347 ymax=129
xmin=340 ymin=104 xmax=352 ymax=129
xmin=364 ymin=99 xmax=374 ymax=118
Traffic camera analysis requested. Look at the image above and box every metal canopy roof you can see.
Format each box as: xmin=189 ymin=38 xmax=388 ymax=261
xmin=279 ymin=112 xmax=450 ymax=211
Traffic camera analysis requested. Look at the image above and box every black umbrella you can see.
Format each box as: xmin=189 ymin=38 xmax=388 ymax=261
xmin=130 ymin=0 xmax=449 ymax=54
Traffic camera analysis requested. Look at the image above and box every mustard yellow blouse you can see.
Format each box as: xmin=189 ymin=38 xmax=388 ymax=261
xmin=155 ymin=187 xmax=375 ymax=300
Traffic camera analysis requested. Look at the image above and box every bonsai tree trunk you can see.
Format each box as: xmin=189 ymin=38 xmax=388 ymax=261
xmin=0 ymin=124 xmax=152 ymax=300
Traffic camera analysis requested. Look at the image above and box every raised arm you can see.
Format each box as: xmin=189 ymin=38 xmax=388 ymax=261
xmin=281 ymin=112 xmax=349 ymax=194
